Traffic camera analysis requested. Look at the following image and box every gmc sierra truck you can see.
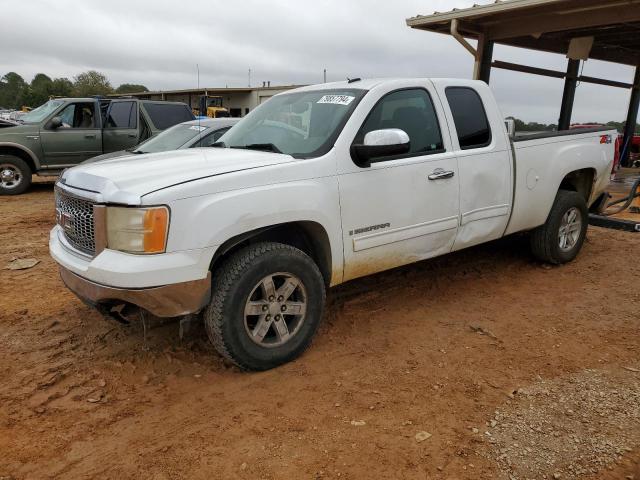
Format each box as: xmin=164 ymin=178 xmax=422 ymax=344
xmin=0 ymin=97 xmax=194 ymax=194
xmin=50 ymin=78 xmax=615 ymax=370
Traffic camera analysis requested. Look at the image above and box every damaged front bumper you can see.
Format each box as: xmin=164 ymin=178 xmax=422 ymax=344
xmin=59 ymin=266 xmax=211 ymax=318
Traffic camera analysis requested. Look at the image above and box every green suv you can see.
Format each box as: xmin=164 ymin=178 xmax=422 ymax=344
xmin=0 ymin=97 xmax=194 ymax=195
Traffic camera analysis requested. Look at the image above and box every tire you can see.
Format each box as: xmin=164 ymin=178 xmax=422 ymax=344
xmin=204 ymin=242 xmax=326 ymax=371
xmin=530 ymin=190 xmax=588 ymax=264
xmin=0 ymin=155 xmax=32 ymax=195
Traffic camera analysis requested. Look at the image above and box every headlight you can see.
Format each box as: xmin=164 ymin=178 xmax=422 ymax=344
xmin=106 ymin=206 xmax=169 ymax=254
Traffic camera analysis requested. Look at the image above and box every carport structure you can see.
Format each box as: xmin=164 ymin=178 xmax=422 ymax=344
xmin=406 ymin=0 xmax=640 ymax=165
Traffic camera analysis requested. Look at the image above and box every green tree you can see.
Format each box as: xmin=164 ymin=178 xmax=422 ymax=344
xmin=50 ymin=77 xmax=74 ymax=98
xmin=0 ymin=72 xmax=28 ymax=109
xmin=26 ymin=73 xmax=53 ymax=107
xmin=115 ymin=83 xmax=148 ymax=94
xmin=73 ymin=70 xmax=113 ymax=97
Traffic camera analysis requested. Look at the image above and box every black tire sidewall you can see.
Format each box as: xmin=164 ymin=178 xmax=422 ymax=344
xmin=0 ymin=155 xmax=32 ymax=195
xmin=214 ymin=247 xmax=325 ymax=370
xmin=547 ymin=191 xmax=588 ymax=263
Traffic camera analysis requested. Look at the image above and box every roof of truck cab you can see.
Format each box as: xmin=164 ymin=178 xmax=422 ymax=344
xmin=182 ymin=118 xmax=240 ymax=128
xmin=48 ymin=97 xmax=189 ymax=105
xmin=286 ymin=78 xmax=484 ymax=93
xmin=291 ymin=79 xmax=395 ymax=92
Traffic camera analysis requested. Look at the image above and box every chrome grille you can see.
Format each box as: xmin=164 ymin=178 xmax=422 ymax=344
xmin=55 ymin=188 xmax=95 ymax=255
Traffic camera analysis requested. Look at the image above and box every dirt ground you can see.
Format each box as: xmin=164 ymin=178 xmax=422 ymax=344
xmin=1 ymin=181 xmax=639 ymax=480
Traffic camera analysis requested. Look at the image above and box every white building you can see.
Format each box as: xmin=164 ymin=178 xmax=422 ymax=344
xmin=119 ymin=84 xmax=303 ymax=117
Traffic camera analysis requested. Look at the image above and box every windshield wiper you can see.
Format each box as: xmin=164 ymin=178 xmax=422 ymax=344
xmin=210 ymin=141 xmax=226 ymax=148
xmin=233 ymin=143 xmax=282 ymax=153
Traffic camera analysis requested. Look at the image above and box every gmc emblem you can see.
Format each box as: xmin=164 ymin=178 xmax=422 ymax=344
xmin=56 ymin=208 xmax=74 ymax=234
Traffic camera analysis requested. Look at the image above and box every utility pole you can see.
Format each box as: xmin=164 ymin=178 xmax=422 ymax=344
xmin=248 ymin=68 xmax=251 ymax=88
xmin=323 ymin=69 xmax=327 ymax=83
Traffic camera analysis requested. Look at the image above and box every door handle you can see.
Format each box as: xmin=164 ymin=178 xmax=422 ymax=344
xmin=428 ymin=169 xmax=455 ymax=180
xmin=84 ymin=134 xmax=96 ymax=139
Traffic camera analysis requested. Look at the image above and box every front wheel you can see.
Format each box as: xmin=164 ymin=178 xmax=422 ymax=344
xmin=204 ymin=242 xmax=326 ymax=371
xmin=530 ymin=190 xmax=588 ymax=264
xmin=0 ymin=155 xmax=32 ymax=195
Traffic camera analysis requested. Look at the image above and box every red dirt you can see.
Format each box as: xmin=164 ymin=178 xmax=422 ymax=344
xmin=1 ymin=183 xmax=639 ymax=479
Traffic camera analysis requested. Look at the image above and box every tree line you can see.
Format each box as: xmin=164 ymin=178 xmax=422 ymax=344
xmin=0 ymin=71 xmax=149 ymax=110
xmin=507 ymin=117 xmax=639 ymax=134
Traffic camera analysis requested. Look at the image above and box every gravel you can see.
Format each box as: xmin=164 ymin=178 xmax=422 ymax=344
xmin=481 ymin=367 xmax=640 ymax=479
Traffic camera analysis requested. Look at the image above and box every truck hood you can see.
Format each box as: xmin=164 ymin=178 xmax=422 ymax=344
xmin=59 ymin=148 xmax=297 ymax=204
xmin=0 ymin=124 xmax=37 ymax=136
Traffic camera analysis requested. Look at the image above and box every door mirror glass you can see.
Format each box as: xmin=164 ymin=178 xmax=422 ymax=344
xmin=50 ymin=116 xmax=63 ymax=129
xmin=351 ymin=128 xmax=410 ymax=167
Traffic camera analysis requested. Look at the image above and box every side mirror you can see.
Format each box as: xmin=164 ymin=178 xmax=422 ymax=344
xmin=50 ymin=116 xmax=63 ymax=129
xmin=351 ymin=129 xmax=410 ymax=167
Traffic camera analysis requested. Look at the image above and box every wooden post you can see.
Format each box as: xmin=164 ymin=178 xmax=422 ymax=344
xmin=476 ymin=35 xmax=495 ymax=84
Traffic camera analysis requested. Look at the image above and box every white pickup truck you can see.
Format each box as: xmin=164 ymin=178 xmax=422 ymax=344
xmin=50 ymin=78 xmax=615 ymax=370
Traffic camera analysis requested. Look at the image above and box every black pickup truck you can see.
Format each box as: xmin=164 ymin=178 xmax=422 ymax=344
xmin=0 ymin=97 xmax=195 ymax=194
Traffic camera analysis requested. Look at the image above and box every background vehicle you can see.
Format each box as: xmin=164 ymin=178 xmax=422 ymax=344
xmin=84 ymin=118 xmax=239 ymax=163
xmin=193 ymin=95 xmax=230 ymax=118
xmin=0 ymin=118 xmax=17 ymax=129
xmin=8 ymin=110 xmax=26 ymax=122
xmin=50 ymin=78 xmax=615 ymax=371
xmin=0 ymin=97 xmax=195 ymax=194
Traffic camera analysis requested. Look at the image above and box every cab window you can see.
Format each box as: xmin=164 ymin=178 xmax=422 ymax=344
xmin=353 ymin=88 xmax=444 ymax=161
xmin=56 ymin=102 xmax=96 ymax=129
xmin=445 ymin=87 xmax=492 ymax=150
xmin=193 ymin=127 xmax=231 ymax=147
xmin=107 ymin=101 xmax=137 ymax=129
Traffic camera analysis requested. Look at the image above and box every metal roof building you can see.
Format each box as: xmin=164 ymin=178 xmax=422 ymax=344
xmin=406 ymin=0 xmax=640 ymax=164
xmin=111 ymin=84 xmax=303 ymax=118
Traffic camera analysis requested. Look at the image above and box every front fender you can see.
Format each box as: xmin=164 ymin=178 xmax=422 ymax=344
xmin=165 ymin=177 xmax=344 ymax=283
xmin=0 ymin=141 xmax=42 ymax=170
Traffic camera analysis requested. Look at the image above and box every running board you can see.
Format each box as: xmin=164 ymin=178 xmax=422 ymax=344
xmin=589 ymin=214 xmax=640 ymax=232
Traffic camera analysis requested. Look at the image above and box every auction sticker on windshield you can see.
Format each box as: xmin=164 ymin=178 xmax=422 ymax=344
xmin=317 ymin=95 xmax=355 ymax=106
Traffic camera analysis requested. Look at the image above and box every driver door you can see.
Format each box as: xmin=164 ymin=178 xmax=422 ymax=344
xmin=337 ymin=86 xmax=460 ymax=281
xmin=40 ymin=101 xmax=102 ymax=166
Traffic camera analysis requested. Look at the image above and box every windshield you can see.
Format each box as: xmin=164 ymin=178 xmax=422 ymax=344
xmin=218 ymin=89 xmax=365 ymax=158
xmin=20 ymin=99 xmax=65 ymax=123
xmin=206 ymin=97 xmax=223 ymax=108
xmin=134 ymin=123 xmax=207 ymax=153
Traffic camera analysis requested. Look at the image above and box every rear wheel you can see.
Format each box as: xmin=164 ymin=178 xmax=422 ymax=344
xmin=204 ymin=242 xmax=326 ymax=371
xmin=0 ymin=155 xmax=32 ymax=195
xmin=530 ymin=190 xmax=588 ymax=264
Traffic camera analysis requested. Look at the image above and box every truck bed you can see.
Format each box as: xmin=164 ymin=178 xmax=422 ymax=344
xmin=505 ymin=128 xmax=617 ymax=235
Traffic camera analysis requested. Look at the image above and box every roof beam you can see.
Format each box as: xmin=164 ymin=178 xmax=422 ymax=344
xmin=491 ymin=60 xmax=634 ymax=89
xmin=492 ymin=60 xmax=566 ymax=79
xmin=487 ymin=4 xmax=640 ymax=40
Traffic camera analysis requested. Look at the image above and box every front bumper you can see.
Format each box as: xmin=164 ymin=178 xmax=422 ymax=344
xmin=59 ymin=266 xmax=211 ymax=318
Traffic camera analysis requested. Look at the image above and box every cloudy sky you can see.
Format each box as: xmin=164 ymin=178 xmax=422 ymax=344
xmin=1 ymin=0 xmax=636 ymax=123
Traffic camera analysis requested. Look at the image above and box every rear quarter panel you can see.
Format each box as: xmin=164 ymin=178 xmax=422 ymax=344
xmin=505 ymin=130 xmax=615 ymax=235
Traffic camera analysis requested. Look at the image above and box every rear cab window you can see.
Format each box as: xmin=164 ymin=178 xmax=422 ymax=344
xmin=144 ymin=103 xmax=195 ymax=130
xmin=445 ymin=87 xmax=492 ymax=150
xmin=352 ymin=88 xmax=444 ymax=164
xmin=106 ymin=101 xmax=137 ymax=129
